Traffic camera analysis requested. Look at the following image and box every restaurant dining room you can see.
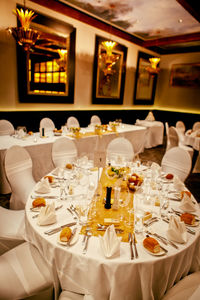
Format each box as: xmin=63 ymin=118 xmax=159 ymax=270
xmin=0 ymin=0 xmax=200 ymax=299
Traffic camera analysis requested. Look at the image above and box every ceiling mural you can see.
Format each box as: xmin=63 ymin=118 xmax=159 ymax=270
xmin=61 ymin=0 xmax=200 ymax=40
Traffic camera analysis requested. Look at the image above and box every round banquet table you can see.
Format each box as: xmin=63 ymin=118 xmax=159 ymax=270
xmin=25 ymin=166 xmax=200 ymax=300
xmin=185 ymin=132 xmax=200 ymax=173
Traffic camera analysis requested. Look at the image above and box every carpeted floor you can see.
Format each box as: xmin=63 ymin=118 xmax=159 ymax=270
xmin=0 ymin=138 xmax=199 ymax=208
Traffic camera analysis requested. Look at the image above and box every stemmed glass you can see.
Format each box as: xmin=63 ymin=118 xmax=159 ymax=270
xmin=134 ymin=193 xmax=144 ymax=239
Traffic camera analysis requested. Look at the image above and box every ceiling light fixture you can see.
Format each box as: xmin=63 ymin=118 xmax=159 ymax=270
xmin=7 ymin=2 xmax=39 ymax=52
xmin=146 ymin=57 xmax=160 ymax=76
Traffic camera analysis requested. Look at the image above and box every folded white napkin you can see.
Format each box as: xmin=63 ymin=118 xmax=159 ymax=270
xmin=151 ymin=162 xmax=161 ymax=174
xmin=166 ymin=215 xmax=187 ymax=244
xmin=35 ymin=178 xmax=51 ymax=194
xmin=52 ymin=167 xmax=64 ymax=177
xmin=179 ymin=192 xmax=198 ymax=212
xmin=37 ymin=202 xmax=57 ymax=226
xmin=99 ymin=224 xmax=121 ymax=258
xmin=18 ymin=128 xmax=26 ymax=138
xmin=145 ymin=111 xmax=155 ymax=121
xmin=173 ymin=175 xmax=185 ymax=192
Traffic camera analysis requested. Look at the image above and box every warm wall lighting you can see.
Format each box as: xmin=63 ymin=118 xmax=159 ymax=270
xmin=57 ymin=49 xmax=68 ymax=71
xmin=100 ymin=40 xmax=119 ymax=75
xmin=146 ymin=57 xmax=160 ymax=76
xmin=8 ymin=7 xmax=39 ymax=51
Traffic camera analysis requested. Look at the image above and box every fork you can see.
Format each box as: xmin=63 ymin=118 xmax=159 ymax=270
xmin=67 ymin=207 xmax=78 ymax=220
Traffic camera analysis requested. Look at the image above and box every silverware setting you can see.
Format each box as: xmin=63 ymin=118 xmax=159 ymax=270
xmin=146 ymin=230 xmax=179 ymax=249
xmin=66 ymin=228 xmax=77 ymax=248
xmin=32 ymin=204 xmax=63 ymax=218
xmin=67 ymin=207 xmax=78 ymax=220
xmin=44 ymin=222 xmax=77 ymax=235
xmin=97 ymin=224 xmax=124 ymax=233
xmin=31 ymin=195 xmax=58 ymax=199
xmin=129 ymin=233 xmax=134 ymax=260
xmin=83 ymin=231 xmax=92 ymax=254
xmin=171 ymin=208 xmax=200 ymax=222
xmin=146 ymin=234 xmax=168 ymax=253
xmin=143 ymin=217 xmax=159 ymax=227
xmin=132 ymin=233 xmax=138 ymax=258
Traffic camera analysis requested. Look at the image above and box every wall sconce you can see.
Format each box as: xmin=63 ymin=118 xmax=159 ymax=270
xmin=100 ymin=40 xmax=119 ymax=75
xmin=8 ymin=7 xmax=39 ymax=51
xmin=56 ymin=49 xmax=68 ymax=71
xmin=146 ymin=57 xmax=160 ymax=76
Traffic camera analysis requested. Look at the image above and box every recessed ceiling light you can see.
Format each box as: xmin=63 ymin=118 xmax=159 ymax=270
xmin=178 ymin=19 xmax=183 ymax=23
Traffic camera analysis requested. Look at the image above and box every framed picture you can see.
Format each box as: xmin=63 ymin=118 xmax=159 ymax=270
xmin=92 ymin=35 xmax=127 ymax=105
xmin=133 ymin=51 xmax=158 ymax=105
xmin=16 ymin=6 xmax=75 ymax=103
xmin=170 ymin=63 xmax=200 ymax=87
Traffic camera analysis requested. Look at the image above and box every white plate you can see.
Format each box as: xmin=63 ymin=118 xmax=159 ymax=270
xmin=57 ymin=229 xmax=79 ymax=246
xmin=30 ymin=206 xmax=44 ymax=212
xmin=143 ymin=245 xmax=166 ymax=256
xmin=186 ymin=220 xmax=199 ymax=227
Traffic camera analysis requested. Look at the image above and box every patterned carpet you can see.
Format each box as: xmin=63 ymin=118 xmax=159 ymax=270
xmin=0 ymin=138 xmax=199 ymax=208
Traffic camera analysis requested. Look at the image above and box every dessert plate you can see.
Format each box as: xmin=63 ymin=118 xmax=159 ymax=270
xmin=143 ymin=245 xmax=166 ymax=256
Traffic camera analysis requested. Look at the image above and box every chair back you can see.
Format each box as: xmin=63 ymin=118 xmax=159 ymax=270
xmin=90 ymin=115 xmax=101 ymax=125
xmin=40 ymin=118 xmax=55 ymax=132
xmin=52 ymin=137 xmax=78 ymax=167
xmin=106 ymin=137 xmax=134 ymax=165
xmin=192 ymin=121 xmax=200 ymax=132
xmin=5 ymin=145 xmax=36 ymax=209
xmin=176 ymin=121 xmax=186 ymax=133
xmin=161 ymin=146 xmax=192 ymax=182
xmin=168 ymin=126 xmax=179 ymax=149
xmin=66 ymin=116 xmax=80 ymax=128
xmin=0 ymin=207 xmax=25 ymax=255
xmin=0 ymin=119 xmax=15 ymax=136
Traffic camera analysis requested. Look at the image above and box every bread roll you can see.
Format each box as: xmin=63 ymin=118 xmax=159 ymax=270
xmin=32 ymin=197 xmax=46 ymax=208
xmin=44 ymin=175 xmax=54 ymax=183
xmin=60 ymin=227 xmax=72 ymax=242
xmin=180 ymin=213 xmax=195 ymax=225
xmin=66 ymin=163 xmax=73 ymax=169
xmin=143 ymin=237 xmax=160 ymax=253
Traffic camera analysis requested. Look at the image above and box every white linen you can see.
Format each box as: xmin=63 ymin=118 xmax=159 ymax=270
xmin=25 ymin=167 xmax=200 ymax=300
xmin=135 ymin=120 xmax=164 ymax=148
xmin=173 ymin=175 xmax=185 ymax=191
xmin=0 ymin=125 xmax=147 ymax=194
xmin=35 ymin=178 xmax=51 ymax=194
xmin=179 ymin=193 xmax=198 ymax=212
xmin=145 ymin=111 xmax=155 ymax=121
xmin=37 ymin=202 xmax=57 ymax=226
xmin=166 ymin=215 xmax=187 ymax=244
xmin=99 ymin=224 xmax=121 ymax=258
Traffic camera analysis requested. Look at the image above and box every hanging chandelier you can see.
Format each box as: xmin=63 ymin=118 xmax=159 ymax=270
xmin=146 ymin=57 xmax=160 ymax=76
xmin=8 ymin=7 xmax=39 ymax=51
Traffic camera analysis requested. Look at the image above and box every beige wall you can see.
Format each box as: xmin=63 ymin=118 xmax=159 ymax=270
xmin=0 ymin=0 xmax=199 ymax=114
xmin=155 ymin=52 xmax=200 ymax=114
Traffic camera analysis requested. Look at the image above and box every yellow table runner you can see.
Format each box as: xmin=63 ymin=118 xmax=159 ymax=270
xmin=80 ymin=167 xmax=134 ymax=242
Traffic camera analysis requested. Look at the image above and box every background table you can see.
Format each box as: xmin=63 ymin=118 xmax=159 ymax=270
xmin=0 ymin=125 xmax=147 ymax=194
xmin=25 ymin=168 xmax=200 ymax=300
xmin=135 ymin=120 xmax=164 ymax=149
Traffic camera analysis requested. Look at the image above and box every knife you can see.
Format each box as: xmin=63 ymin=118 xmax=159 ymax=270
xmin=129 ymin=233 xmax=134 ymax=260
xmin=132 ymin=233 xmax=138 ymax=258
xmin=66 ymin=228 xmax=77 ymax=247
xmin=44 ymin=222 xmax=77 ymax=235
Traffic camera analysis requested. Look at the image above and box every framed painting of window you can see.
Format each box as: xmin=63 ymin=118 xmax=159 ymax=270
xmin=16 ymin=6 xmax=75 ymax=103
xmin=133 ymin=51 xmax=158 ymax=105
xmin=92 ymin=35 xmax=127 ymax=105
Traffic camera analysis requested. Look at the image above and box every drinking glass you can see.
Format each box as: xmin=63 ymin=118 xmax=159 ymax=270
xmin=134 ymin=193 xmax=144 ymax=238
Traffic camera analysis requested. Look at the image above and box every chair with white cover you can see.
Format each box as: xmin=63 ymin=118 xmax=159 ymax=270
xmin=168 ymin=126 xmax=194 ymax=158
xmin=52 ymin=137 xmax=78 ymax=168
xmin=40 ymin=117 xmax=55 ymax=133
xmin=5 ymin=145 xmax=36 ymax=210
xmin=162 ymin=271 xmax=200 ymax=300
xmin=192 ymin=121 xmax=200 ymax=132
xmin=90 ymin=115 xmax=101 ymax=125
xmin=106 ymin=137 xmax=134 ymax=165
xmin=0 ymin=119 xmax=15 ymax=135
xmin=161 ymin=146 xmax=192 ymax=182
xmin=0 ymin=206 xmax=25 ymax=255
xmin=59 ymin=290 xmax=94 ymax=300
xmin=66 ymin=116 xmax=80 ymax=129
xmin=176 ymin=121 xmax=186 ymax=144
xmin=165 ymin=122 xmax=171 ymax=151
xmin=0 ymin=242 xmax=54 ymax=300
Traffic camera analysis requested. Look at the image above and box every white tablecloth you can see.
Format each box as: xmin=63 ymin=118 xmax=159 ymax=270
xmin=0 ymin=125 xmax=147 ymax=194
xmin=25 ymin=167 xmax=200 ymax=300
xmin=185 ymin=133 xmax=200 ymax=151
xmin=135 ymin=120 xmax=164 ymax=149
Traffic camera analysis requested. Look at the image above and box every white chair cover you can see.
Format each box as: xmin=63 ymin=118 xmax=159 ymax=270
xmin=40 ymin=117 xmax=55 ymax=132
xmin=192 ymin=122 xmax=200 ymax=132
xmin=165 ymin=122 xmax=171 ymax=151
xmin=106 ymin=137 xmax=134 ymax=164
xmin=0 ymin=242 xmax=54 ymax=300
xmin=0 ymin=206 xmax=25 ymax=255
xmin=90 ymin=115 xmax=101 ymax=125
xmin=176 ymin=121 xmax=186 ymax=133
xmin=5 ymin=145 xmax=36 ymax=210
xmin=168 ymin=126 xmax=194 ymax=158
xmin=0 ymin=119 xmax=15 ymax=136
xmin=161 ymin=146 xmax=192 ymax=182
xmin=162 ymin=271 xmax=200 ymax=300
xmin=52 ymin=137 xmax=78 ymax=167
xmin=59 ymin=290 xmax=94 ymax=300
xmin=66 ymin=117 xmax=80 ymax=129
